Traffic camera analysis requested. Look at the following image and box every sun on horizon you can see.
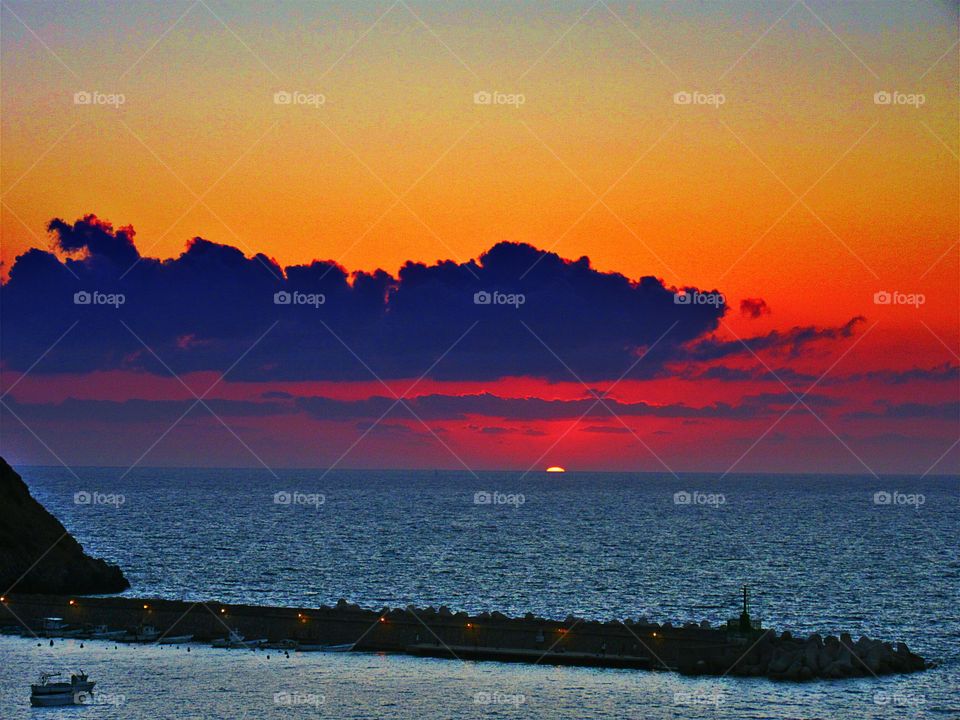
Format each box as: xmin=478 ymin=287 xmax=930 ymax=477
xmin=545 ymin=466 xmax=566 ymax=473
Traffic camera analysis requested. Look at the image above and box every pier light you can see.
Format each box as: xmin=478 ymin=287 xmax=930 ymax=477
xmin=466 ymin=623 xmax=473 ymax=629
xmin=220 ymin=608 xmax=227 ymax=614
xmin=143 ymin=604 xmax=149 ymax=610
xmin=651 ymin=632 xmax=657 ymax=638
xmin=0 ymin=596 xmax=6 ymax=602
xmin=68 ymin=599 xmax=76 ymax=606
xmin=379 ymin=617 xmax=387 ymax=623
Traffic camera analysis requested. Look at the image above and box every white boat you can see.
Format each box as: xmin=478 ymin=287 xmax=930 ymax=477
xmin=86 ymin=624 xmax=126 ymax=640
xmin=211 ymin=630 xmax=266 ymax=649
xmin=40 ymin=617 xmax=83 ymax=638
xmin=259 ymin=639 xmax=297 ymax=650
xmin=297 ymin=642 xmax=354 ymax=652
xmin=121 ymin=624 xmax=161 ymax=643
xmin=158 ymin=634 xmax=194 ymax=644
xmin=30 ymin=672 xmax=95 ymax=706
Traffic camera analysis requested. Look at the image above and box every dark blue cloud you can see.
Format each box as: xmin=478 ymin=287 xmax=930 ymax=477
xmin=845 ymin=400 xmax=960 ymax=420
xmin=4 ymin=390 xmax=841 ymax=424
xmin=1 ymin=214 xmax=734 ymax=382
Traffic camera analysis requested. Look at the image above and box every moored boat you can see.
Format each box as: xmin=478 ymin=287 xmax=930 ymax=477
xmin=121 ymin=624 xmax=161 ymax=643
xmin=211 ymin=630 xmax=266 ymax=649
xmin=158 ymin=634 xmax=194 ymax=644
xmin=39 ymin=617 xmax=83 ymax=638
xmin=297 ymin=642 xmax=354 ymax=652
xmin=85 ymin=624 xmax=126 ymax=640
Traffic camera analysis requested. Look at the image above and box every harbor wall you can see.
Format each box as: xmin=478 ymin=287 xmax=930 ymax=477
xmin=0 ymin=593 xmax=730 ymax=669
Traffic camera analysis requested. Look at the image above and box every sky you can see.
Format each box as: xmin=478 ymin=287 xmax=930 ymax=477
xmin=1 ymin=0 xmax=957 ymax=475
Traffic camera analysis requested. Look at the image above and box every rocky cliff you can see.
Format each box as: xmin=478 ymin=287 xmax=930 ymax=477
xmin=0 ymin=457 xmax=129 ymax=594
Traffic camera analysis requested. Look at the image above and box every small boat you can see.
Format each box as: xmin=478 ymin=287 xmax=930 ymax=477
xmin=86 ymin=624 xmax=126 ymax=641
xmin=121 ymin=624 xmax=161 ymax=643
xmin=297 ymin=642 xmax=354 ymax=652
xmin=158 ymin=634 xmax=194 ymax=644
xmin=211 ymin=630 xmax=266 ymax=649
xmin=259 ymin=639 xmax=297 ymax=650
xmin=40 ymin=617 xmax=83 ymax=638
xmin=30 ymin=671 xmax=95 ymax=707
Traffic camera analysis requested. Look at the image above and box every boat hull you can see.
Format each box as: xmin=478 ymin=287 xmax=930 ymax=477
xmin=31 ymin=693 xmax=78 ymax=707
xmin=158 ymin=635 xmax=193 ymax=644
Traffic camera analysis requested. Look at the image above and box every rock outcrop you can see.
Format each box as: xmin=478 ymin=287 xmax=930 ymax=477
xmin=685 ymin=627 xmax=928 ymax=680
xmin=0 ymin=457 xmax=129 ymax=594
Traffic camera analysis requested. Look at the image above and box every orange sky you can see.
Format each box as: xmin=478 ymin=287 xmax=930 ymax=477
xmin=1 ymin=1 xmax=957 ymax=472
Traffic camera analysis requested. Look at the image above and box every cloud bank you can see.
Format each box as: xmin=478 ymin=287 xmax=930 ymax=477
xmin=1 ymin=214 xmax=861 ymax=382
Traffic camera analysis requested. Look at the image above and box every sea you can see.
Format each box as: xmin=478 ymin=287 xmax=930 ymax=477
xmin=2 ymin=467 xmax=957 ymax=719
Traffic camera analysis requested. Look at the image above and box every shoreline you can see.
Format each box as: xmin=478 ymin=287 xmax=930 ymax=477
xmin=0 ymin=593 xmax=928 ymax=680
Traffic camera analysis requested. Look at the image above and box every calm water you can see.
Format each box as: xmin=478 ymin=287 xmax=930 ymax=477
xmin=3 ymin=467 xmax=957 ymax=718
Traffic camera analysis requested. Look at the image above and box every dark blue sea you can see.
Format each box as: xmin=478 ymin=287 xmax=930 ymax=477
xmin=3 ymin=467 xmax=957 ymax=718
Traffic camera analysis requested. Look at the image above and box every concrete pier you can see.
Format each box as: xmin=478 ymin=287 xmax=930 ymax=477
xmin=0 ymin=593 xmax=928 ymax=679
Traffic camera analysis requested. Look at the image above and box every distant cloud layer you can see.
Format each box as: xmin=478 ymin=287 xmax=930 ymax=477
xmin=1 ymin=214 xmax=860 ymax=382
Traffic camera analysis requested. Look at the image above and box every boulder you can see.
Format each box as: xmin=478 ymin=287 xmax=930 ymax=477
xmin=803 ymin=640 xmax=821 ymax=674
xmin=768 ymin=646 xmax=797 ymax=674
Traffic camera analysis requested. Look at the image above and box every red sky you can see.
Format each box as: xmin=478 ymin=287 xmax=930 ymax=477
xmin=1 ymin=1 xmax=957 ymax=475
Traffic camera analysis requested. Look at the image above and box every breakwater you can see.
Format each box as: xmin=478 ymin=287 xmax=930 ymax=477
xmin=0 ymin=594 xmax=928 ymax=680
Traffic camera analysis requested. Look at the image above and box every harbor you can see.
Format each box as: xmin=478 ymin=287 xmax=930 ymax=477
xmin=0 ymin=591 xmax=929 ymax=680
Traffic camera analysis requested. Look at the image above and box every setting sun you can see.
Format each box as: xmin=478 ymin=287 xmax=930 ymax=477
xmin=545 ymin=466 xmax=566 ymax=473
